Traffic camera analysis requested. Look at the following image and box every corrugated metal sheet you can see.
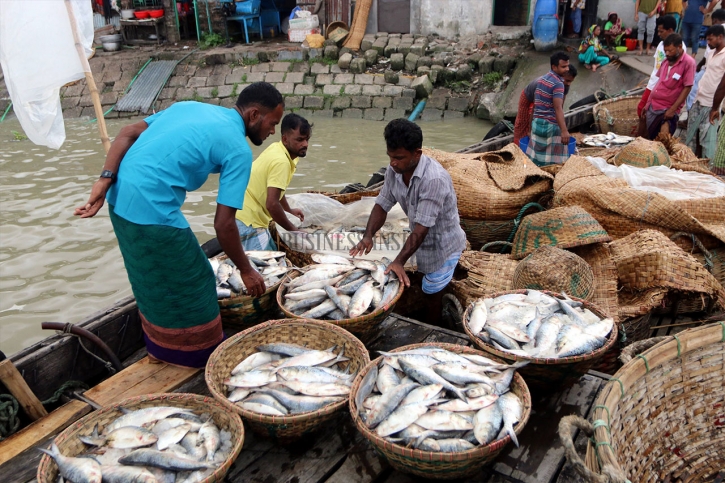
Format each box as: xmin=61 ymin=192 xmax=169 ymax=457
xmin=94 ymin=12 xmax=121 ymax=29
xmin=325 ymin=0 xmax=349 ymax=25
xmin=115 ymin=60 xmax=178 ymax=113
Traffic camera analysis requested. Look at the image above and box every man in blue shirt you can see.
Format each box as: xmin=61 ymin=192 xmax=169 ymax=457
xmin=74 ymin=82 xmax=284 ymax=367
xmin=682 ymin=0 xmax=716 ymax=57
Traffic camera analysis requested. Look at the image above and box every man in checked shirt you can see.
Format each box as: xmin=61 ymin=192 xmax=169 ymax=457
xmin=350 ymin=119 xmax=467 ymax=325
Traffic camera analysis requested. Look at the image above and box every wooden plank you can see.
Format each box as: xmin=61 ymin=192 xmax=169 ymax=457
xmin=367 ymin=317 xmax=433 ymax=354
xmin=0 ymin=400 xmax=91 ymax=467
xmin=489 ymin=374 xmax=604 ymax=483
xmin=0 ymin=360 xmax=48 ymax=420
xmin=421 ymin=330 xmax=469 ymax=346
xmin=83 ymin=357 xmax=200 ymax=407
xmin=1 ymin=432 xmax=57 ymax=483
xmin=324 ymin=437 xmax=391 ymax=483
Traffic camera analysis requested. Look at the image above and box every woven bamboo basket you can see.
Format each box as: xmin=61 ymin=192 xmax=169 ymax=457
xmin=37 ymin=393 xmax=244 ymax=483
xmin=215 ymin=255 xmax=291 ymax=330
xmin=460 ymin=202 xmax=546 ymax=251
xmin=613 ymin=137 xmax=671 ymax=168
xmin=593 ymin=95 xmax=641 ymax=136
xmin=512 ymin=246 xmax=595 ymax=300
xmin=349 ymin=343 xmax=532 ymax=480
xmin=450 ymin=248 xmax=519 ymax=307
xmin=276 ymin=269 xmax=404 ymax=341
xmin=511 ymin=205 xmax=612 ymax=260
xmin=462 ymin=290 xmax=618 ymax=389
xmin=559 ymin=322 xmax=725 ymax=483
xmin=205 ymin=318 xmax=369 ymax=443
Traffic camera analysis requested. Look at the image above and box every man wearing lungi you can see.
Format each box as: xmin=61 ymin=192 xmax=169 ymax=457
xmin=236 ymin=113 xmax=311 ymax=250
xmin=350 ymin=119 xmax=466 ymax=325
xmin=74 ymin=82 xmax=284 ymax=367
xmin=526 ymin=52 xmax=571 ymax=166
xmin=641 ymin=34 xmax=696 ymax=139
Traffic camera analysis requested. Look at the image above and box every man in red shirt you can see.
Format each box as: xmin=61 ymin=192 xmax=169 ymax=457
xmin=641 ymin=33 xmax=696 ymax=139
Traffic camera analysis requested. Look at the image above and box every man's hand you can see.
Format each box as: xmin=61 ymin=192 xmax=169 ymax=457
xmin=349 ymin=236 xmax=373 ymax=257
xmin=384 ymin=260 xmax=410 ymax=288
xmin=710 ymin=109 xmax=721 ymax=125
xmin=664 ymin=107 xmax=676 ymax=120
xmin=241 ymin=267 xmax=266 ymax=297
xmin=560 ymin=130 xmax=571 ymax=145
xmin=74 ymin=178 xmax=112 ymax=218
xmin=288 ymin=208 xmax=304 ymax=222
xmin=649 ymin=9 xmax=657 ymax=16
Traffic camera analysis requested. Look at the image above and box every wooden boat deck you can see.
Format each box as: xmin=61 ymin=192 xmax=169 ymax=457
xmin=2 ymin=313 xmax=606 ymax=483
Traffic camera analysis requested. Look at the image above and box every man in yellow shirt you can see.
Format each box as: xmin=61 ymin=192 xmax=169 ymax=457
xmin=236 ymin=113 xmax=311 ymax=250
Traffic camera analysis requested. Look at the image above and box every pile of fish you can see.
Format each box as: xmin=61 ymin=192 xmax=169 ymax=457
xmin=223 ymin=342 xmax=358 ymax=416
xmin=466 ymin=290 xmax=614 ymax=359
xmin=281 ymin=254 xmax=401 ymax=320
xmin=212 ymin=251 xmax=290 ymax=299
xmin=355 ymin=347 xmax=526 ymax=450
xmin=582 ymin=132 xmax=634 ymax=149
xmin=41 ymin=406 xmax=233 ymax=483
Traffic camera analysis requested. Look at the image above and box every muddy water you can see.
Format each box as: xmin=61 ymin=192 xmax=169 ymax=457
xmin=0 ymin=115 xmax=490 ymax=355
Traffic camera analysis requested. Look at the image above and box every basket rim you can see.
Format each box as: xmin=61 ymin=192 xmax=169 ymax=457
xmin=588 ymin=322 xmax=725 ymax=477
xmin=462 ymin=289 xmax=619 ymax=365
xmin=36 ymin=392 xmax=244 ymax=483
xmin=205 ymin=318 xmax=370 ymax=425
xmin=348 ymin=342 xmax=532 ymax=462
xmin=214 ymin=256 xmax=291 ymax=307
xmin=276 ymin=268 xmax=405 ymax=326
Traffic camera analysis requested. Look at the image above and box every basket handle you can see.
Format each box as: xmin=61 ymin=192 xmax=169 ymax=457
xmin=558 ymin=415 xmax=629 ymax=483
xmin=481 ymin=241 xmax=512 ymax=254
xmin=619 ymin=336 xmax=669 ymax=364
xmin=670 ymin=232 xmax=714 ymax=273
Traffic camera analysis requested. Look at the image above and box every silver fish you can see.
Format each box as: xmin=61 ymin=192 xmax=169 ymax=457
xmin=245 ymin=250 xmax=286 ymax=260
xmin=415 ymin=410 xmax=474 ymax=431
xmin=371 ymin=263 xmax=386 ymax=286
xmin=157 ymin=423 xmax=191 ymax=451
xmin=216 ymin=264 xmax=233 ymax=285
xmin=473 ymin=403 xmax=503 ymax=445
xmin=239 ymin=401 xmax=285 ymax=416
xmin=465 ymin=384 xmax=494 ymax=398
xmin=497 ymin=392 xmax=523 ymax=447
xmin=485 ymin=325 xmax=522 ymax=351
xmin=224 ymin=370 xmax=276 ymax=388
xmin=324 ymin=285 xmax=350 ymax=314
xmin=435 ymin=394 xmax=498 ymax=412
xmin=353 ymin=259 xmax=379 ymax=271
xmin=285 ymin=294 xmax=328 ymax=312
xmin=583 ymin=318 xmax=614 ymax=339
xmin=118 ymin=449 xmax=212 ymax=471
xmin=348 ymin=280 xmax=375 ymax=318
xmin=148 ymin=467 xmax=177 ymax=483
xmin=376 ymin=363 xmax=401 ymax=394
xmin=197 ymin=421 xmax=220 ymax=462
xmin=280 ymin=380 xmax=351 ymax=397
xmin=399 ymin=384 xmax=444 ymax=406
xmin=228 ymin=269 xmax=245 ymax=293
xmin=467 ymin=300 xmax=488 ymax=335
xmin=488 ymin=321 xmax=530 ymax=344
xmin=166 ymin=443 xmax=188 ymax=455
xmin=371 ymin=287 xmax=383 ymax=308
xmin=432 ymin=364 xmax=495 ymax=386
xmin=98 ymin=465 xmax=157 ymax=483
xmin=327 ymin=309 xmax=346 ymax=320
xmin=289 ymin=275 xmax=346 ymax=294
xmin=180 ymin=433 xmax=207 ymax=461
xmin=379 ymin=279 xmax=400 ymax=307
xmin=300 ymin=299 xmax=338 ymax=319
xmin=260 ymin=389 xmax=344 ymax=414
xmin=336 ymin=276 xmax=369 ymax=296
xmin=418 ymin=438 xmax=475 ymax=453
xmin=277 ymin=366 xmax=352 ymax=385
xmin=39 ymin=443 xmax=102 ymax=483
xmin=398 ymin=359 xmax=467 ymax=402
xmin=256 ymin=342 xmax=312 ymax=357
xmin=365 ymin=383 xmax=419 ymax=428
xmin=275 ymin=349 xmax=338 ymax=369
xmin=382 ymin=354 xmax=440 ymax=371
xmin=284 ymin=288 xmax=326 ymax=301
xmin=104 ymin=407 xmax=194 ymax=434
xmin=287 ymin=266 xmax=353 ymax=289
xmin=557 ymin=327 xmax=606 ymax=358
xmin=216 ymin=287 xmax=231 ymax=299
xmin=231 ymin=352 xmax=281 ymax=375
xmin=336 ymin=269 xmax=368 ymax=287
xmin=375 ymin=399 xmax=437 ymax=437
xmin=311 ymin=254 xmax=353 ymax=265
xmin=355 ymin=365 xmax=378 ymax=416
xmin=152 ymin=418 xmax=200 ymax=435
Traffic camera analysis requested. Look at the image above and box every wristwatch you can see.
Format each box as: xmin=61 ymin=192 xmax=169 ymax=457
xmin=100 ymin=169 xmax=116 ymax=181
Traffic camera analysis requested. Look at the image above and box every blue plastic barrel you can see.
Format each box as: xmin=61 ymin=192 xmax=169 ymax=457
xmin=534 ymin=15 xmax=559 ymax=51
xmin=532 ymin=0 xmax=557 ymax=37
xmin=236 ymin=0 xmax=261 ymax=15
xmin=519 ymin=136 xmax=576 ymax=156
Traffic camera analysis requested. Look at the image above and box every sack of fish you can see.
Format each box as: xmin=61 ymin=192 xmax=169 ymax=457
xmin=278 ymin=254 xmax=403 ymax=326
xmin=37 ymin=395 xmax=244 ymax=483
xmin=212 ymin=251 xmax=291 ymax=299
xmin=464 ymin=290 xmax=615 ymax=360
xmin=222 ymin=342 xmax=356 ymax=416
xmin=350 ymin=344 xmax=531 ymax=479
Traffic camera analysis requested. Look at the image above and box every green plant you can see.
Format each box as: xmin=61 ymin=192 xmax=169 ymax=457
xmin=200 ymin=32 xmax=225 ymax=49
xmin=211 ymin=87 xmax=219 ymax=97
xmin=242 ymin=57 xmax=260 ymax=66
xmin=446 ymin=80 xmax=471 ymax=93
xmin=231 ymin=83 xmax=239 ymax=98
xmin=241 ymin=74 xmax=247 ymax=83
xmin=309 ymin=57 xmax=338 ymax=66
xmin=11 ymin=130 xmax=27 ymax=141
xmin=482 ymin=71 xmax=503 ymax=89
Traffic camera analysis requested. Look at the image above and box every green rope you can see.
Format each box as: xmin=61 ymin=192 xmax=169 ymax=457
xmin=0 ymin=102 xmax=12 ymax=123
xmin=594 ymin=405 xmax=611 ymax=425
xmin=674 ymin=334 xmax=682 ymax=357
xmin=506 ymin=202 xmax=546 ymax=243
xmin=720 ymin=321 xmax=725 ymax=342
xmin=636 ymin=354 xmax=650 ymax=373
xmin=0 ymin=394 xmax=20 ymax=440
xmin=611 ymin=377 xmax=625 ymax=398
xmin=41 ymin=380 xmax=90 ymax=406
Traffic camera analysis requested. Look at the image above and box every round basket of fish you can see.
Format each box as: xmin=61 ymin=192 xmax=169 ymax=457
xmin=212 ymin=251 xmax=293 ymax=330
xmin=205 ymin=318 xmax=370 ymax=443
xmin=276 ymin=255 xmax=404 ymax=341
xmin=349 ymin=343 xmax=532 ymax=480
xmin=36 ymin=393 xmax=244 ymax=483
xmin=462 ymin=289 xmax=618 ymax=389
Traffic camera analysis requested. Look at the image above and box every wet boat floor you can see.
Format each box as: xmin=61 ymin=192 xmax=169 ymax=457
xmin=7 ymin=313 xmax=607 ymax=483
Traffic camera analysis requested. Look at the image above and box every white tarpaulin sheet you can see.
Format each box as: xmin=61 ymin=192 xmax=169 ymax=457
xmin=0 ymin=0 xmax=94 ymax=149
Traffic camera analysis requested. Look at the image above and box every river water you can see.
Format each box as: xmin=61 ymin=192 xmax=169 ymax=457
xmin=0 ymin=115 xmax=489 ymax=356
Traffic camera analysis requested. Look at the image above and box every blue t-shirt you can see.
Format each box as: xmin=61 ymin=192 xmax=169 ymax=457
xmin=683 ymin=0 xmax=708 ymax=24
xmin=107 ymin=102 xmax=253 ymax=228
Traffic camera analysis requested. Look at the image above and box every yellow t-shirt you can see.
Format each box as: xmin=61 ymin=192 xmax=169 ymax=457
xmin=236 ymin=141 xmax=298 ymax=228
xmin=665 ymin=0 xmax=683 ymax=14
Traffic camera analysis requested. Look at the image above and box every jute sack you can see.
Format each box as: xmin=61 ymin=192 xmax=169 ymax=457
xmin=512 ymin=246 xmax=594 ymax=300
xmin=553 ymin=156 xmax=725 ymax=251
xmin=429 ymin=144 xmax=553 ymax=221
xmin=612 ymin=137 xmax=671 ymax=168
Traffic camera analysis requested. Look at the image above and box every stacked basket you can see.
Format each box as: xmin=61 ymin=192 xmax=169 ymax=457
xmin=593 ymin=95 xmax=641 ymax=136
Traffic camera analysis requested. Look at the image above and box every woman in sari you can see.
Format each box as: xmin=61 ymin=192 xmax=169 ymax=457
xmin=604 ymin=13 xmax=632 ymax=48
xmin=579 ymin=25 xmax=611 ymax=71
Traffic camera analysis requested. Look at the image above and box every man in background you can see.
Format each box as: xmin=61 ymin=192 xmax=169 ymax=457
xmin=236 ymin=113 xmax=311 ymax=250
xmin=638 ymin=15 xmax=683 ymax=117
xmin=636 ymin=0 xmax=662 ymax=56
xmin=682 ymin=0 xmax=715 ymax=57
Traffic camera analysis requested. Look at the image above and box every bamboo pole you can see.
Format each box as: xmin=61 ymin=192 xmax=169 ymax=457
xmin=64 ymin=0 xmax=111 ymax=154
xmin=0 ymin=359 xmax=48 ymax=421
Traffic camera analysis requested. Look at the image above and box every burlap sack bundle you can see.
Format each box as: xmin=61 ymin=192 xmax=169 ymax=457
xmin=512 ymin=246 xmax=594 ymax=300
xmin=656 ymin=132 xmax=713 ymax=175
xmin=429 ymin=144 xmax=553 ymax=221
xmin=553 ymin=156 xmax=725 ymax=251
xmin=613 ymin=137 xmax=671 ymax=168
xmin=609 ymin=230 xmax=725 ymax=317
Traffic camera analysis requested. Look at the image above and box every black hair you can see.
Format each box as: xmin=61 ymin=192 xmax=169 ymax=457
xmin=706 ymin=24 xmax=725 ymax=37
xmin=712 ymin=8 xmax=725 ymax=22
xmin=550 ymin=52 xmax=570 ymax=68
xmin=281 ymin=113 xmax=312 ymax=136
xmin=564 ymin=64 xmax=578 ymax=77
xmin=236 ymin=82 xmax=284 ymax=111
xmin=384 ymin=119 xmax=423 ymax=152
xmin=663 ymin=33 xmax=683 ymax=47
xmin=656 ymin=15 xmax=677 ymax=32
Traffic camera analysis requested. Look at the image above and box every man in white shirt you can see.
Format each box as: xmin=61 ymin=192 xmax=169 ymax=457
xmin=637 ymin=15 xmax=684 ymax=117
xmin=686 ymin=8 xmax=725 ymax=109
xmin=686 ymin=24 xmax=725 ymax=158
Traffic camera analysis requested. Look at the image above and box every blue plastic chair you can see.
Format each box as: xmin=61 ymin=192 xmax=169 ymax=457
xmin=222 ymin=0 xmax=263 ymax=44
